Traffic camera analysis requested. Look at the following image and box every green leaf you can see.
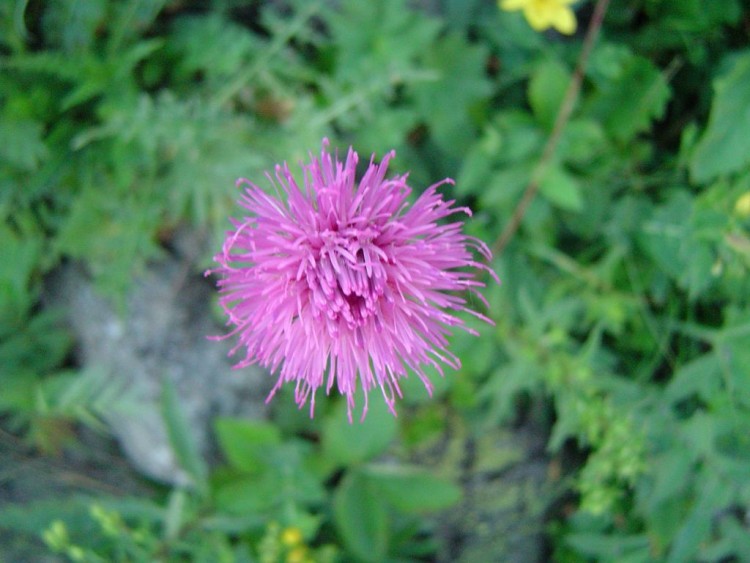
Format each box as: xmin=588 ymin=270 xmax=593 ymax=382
xmin=0 ymin=118 xmax=49 ymax=170
xmin=0 ymin=309 xmax=71 ymax=376
xmin=169 ymin=14 xmax=260 ymax=85
xmin=214 ymin=417 xmax=281 ymax=472
xmin=412 ymin=32 xmax=491 ymax=152
xmin=215 ymin=442 xmax=324 ymax=515
xmin=528 ymin=58 xmax=570 ymax=129
xmin=667 ymin=475 xmax=732 ymax=563
xmin=691 ymin=53 xmax=750 ymax=183
xmin=364 ymin=464 xmax=461 ymax=513
xmin=664 ymin=354 xmax=722 ymax=405
xmin=333 ymin=470 xmax=389 ymax=562
xmin=638 ymin=190 xmax=721 ymax=298
xmin=565 ymin=533 xmax=651 ymax=560
xmin=41 ymin=0 xmax=107 ymax=52
xmin=161 ymin=379 xmax=208 ymax=492
xmin=539 ymin=164 xmax=583 ymax=211
xmin=328 ymin=0 xmax=440 ymax=84
xmin=322 ymin=394 xmax=397 ymax=466
xmin=455 ymin=126 xmax=502 ymax=197
xmin=214 ymin=474 xmax=280 ymax=514
xmin=398 ymin=364 xmax=451 ymax=406
xmin=54 ymin=184 xmax=163 ymax=298
xmin=589 ymin=54 xmax=671 ymax=143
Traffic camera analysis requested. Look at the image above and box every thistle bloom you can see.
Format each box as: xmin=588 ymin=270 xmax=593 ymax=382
xmin=209 ymin=140 xmax=496 ymax=420
xmin=500 ymin=0 xmax=578 ymax=35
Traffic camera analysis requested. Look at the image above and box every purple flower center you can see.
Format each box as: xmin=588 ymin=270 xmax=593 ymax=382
xmin=302 ymin=225 xmax=387 ymax=337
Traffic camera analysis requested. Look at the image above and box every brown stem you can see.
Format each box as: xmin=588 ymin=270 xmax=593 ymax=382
xmin=491 ymin=0 xmax=611 ymax=256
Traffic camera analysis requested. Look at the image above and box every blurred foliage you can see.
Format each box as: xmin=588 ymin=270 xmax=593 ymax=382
xmin=1 ymin=0 xmax=750 ymax=561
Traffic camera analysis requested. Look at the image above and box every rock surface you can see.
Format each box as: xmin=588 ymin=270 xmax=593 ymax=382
xmin=46 ymin=256 xmax=270 ymax=485
xmin=414 ymin=411 xmax=551 ymax=563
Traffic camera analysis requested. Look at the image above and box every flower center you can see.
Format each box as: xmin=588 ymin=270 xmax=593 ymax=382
xmin=302 ymin=227 xmax=387 ymax=336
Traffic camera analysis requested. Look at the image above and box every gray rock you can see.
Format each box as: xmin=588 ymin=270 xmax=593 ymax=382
xmin=46 ymin=256 xmax=270 ymax=485
xmin=413 ymin=414 xmax=551 ymax=563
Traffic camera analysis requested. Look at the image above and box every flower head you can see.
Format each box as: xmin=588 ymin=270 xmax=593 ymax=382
xmin=500 ymin=0 xmax=578 ymax=35
xmin=209 ymin=140 xmax=496 ymax=421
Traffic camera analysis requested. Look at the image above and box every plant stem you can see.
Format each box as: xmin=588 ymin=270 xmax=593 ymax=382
xmin=491 ymin=0 xmax=611 ymax=256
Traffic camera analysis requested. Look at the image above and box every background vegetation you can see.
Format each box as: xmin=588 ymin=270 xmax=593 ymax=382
xmin=2 ymin=0 xmax=750 ymax=561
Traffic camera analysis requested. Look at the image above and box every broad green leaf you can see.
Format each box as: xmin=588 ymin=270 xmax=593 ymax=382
xmin=691 ymin=53 xmax=750 ymax=183
xmin=539 ymin=164 xmax=583 ymax=211
xmin=215 ymin=474 xmax=279 ymax=514
xmin=322 ymin=394 xmax=397 ymax=466
xmin=364 ymin=464 xmax=461 ymax=513
xmin=215 ymin=446 xmax=324 ymax=514
xmin=161 ymin=379 xmax=208 ymax=492
xmin=214 ymin=417 xmax=281 ymax=472
xmin=589 ymin=54 xmax=670 ymax=143
xmin=333 ymin=470 xmax=389 ymax=562
xmin=528 ymin=58 xmax=570 ymax=129
xmin=558 ymin=119 xmax=607 ymax=166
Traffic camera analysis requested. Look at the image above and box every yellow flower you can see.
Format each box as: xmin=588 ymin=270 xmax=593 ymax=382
xmin=500 ymin=0 xmax=578 ymax=35
xmin=286 ymin=546 xmax=308 ymax=563
xmin=281 ymin=527 xmax=304 ymax=547
xmin=735 ymin=192 xmax=750 ymax=218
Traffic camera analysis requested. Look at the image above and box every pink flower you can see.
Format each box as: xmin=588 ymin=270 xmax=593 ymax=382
xmin=209 ymin=140 xmax=496 ymax=421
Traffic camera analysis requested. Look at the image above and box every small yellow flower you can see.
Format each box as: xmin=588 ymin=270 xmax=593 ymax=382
xmin=286 ymin=546 xmax=308 ymax=563
xmin=281 ymin=527 xmax=304 ymax=548
xmin=500 ymin=0 xmax=578 ymax=35
xmin=735 ymin=192 xmax=750 ymax=218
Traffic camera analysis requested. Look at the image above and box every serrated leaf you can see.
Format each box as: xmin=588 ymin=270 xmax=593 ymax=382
xmin=328 ymin=0 xmax=440 ymax=84
xmin=333 ymin=470 xmax=389 ymax=562
xmin=667 ymin=475 xmax=731 ymax=563
xmin=664 ymin=354 xmax=721 ymax=405
xmin=690 ymin=53 xmax=750 ymax=183
xmin=54 ymin=185 xmax=163 ymax=298
xmin=170 ymin=14 xmax=259 ymax=84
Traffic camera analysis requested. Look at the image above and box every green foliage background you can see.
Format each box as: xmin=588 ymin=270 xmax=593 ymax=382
xmin=2 ymin=0 xmax=750 ymax=561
